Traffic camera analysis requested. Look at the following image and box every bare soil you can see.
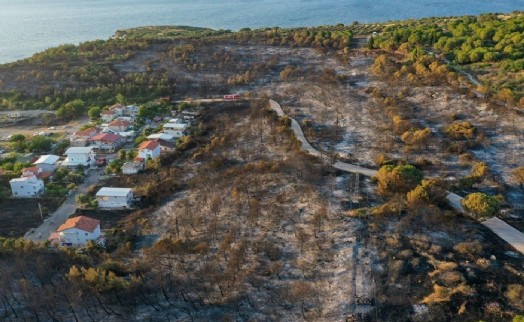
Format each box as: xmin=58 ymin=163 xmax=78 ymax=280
xmin=0 ymin=197 xmax=64 ymax=237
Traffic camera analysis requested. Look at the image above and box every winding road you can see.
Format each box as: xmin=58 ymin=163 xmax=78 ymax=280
xmin=269 ymin=99 xmax=524 ymax=255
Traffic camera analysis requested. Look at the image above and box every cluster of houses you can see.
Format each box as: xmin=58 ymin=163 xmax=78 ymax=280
xmin=9 ymin=154 xmax=60 ymax=197
xmin=70 ymin=104 xmax=139 ymax=152
xmin=5 ymin=102 xmax=202 ymax=247
xmin=47 ymin=187 xmax=134 ymax=246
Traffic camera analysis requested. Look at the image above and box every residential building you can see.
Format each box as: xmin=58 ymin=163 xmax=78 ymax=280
xmin=158 ymin=139 xmax=175 ymax=152
xmin=52 ymin=216 xmax=102 ymax=246
xmin=138 ymin=140 xmax=161 ymax=160
xmin=163 ymin=122 xmax=189 ymax=138
xmin=109 ymin=104 xmax=125 ymax=116
xmin=9 ymin=175 xmax=44 ymax=197
xmin=21 ymin=166 xmax=52 ymax=180
xmin=71 ymin=127 xmax=98 ymax=147
xmin=108 ymin=120 xmax=132 ymax=132
xmin=89 ymin=133 xmax=124 ymax=152
xmin=62 ymin=147 xmax=96 ymax=168
xmin=100 ymin=110 xmax=116 ymax=122
xmin=117 ymin=131 xmax=136 ymax=142
xmin=147 ymin=133 xmax=176 ymax=142
xmin=125 ymin=105 xmax=139 ymax=117
xmin=122 ymin=158 xmax=145 ymax=174
xmin=33 ymin=154 xmax=60 ymax=172
xmin=96 ymin=187 xmax=133 ymax=208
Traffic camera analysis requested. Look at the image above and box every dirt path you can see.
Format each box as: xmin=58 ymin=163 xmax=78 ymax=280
xmin=269 ymin=99 xmax=524 ymax=255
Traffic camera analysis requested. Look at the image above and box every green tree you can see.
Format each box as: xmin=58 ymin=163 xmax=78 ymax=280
xmin=28 ymin=136 xmax=54 ymax=153
xmin=9 ymin=134 xmax=26 ymax=142
xmin=376 ymin=164 xmax=423 ymax=195
xmin=461 ymin=192 xmax=501 ymax=219
xmin=116 ymin=93 xmax=126 ymax=105
xmin=87 ymin=106 xmax=102 ymax=121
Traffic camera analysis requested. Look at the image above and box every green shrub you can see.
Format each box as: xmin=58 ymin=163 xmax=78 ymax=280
xmin=461 ymin=192 xmax=501 ymax=219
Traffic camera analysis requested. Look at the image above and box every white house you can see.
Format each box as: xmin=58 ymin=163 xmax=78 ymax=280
xmin=96 ymin=187 xmax=134 ymax=209
xmin=125 ymin=105 xmax=139 ymax=117
xmin=33 ymin=154 xmax=60 ymax=172
xmin=62 ymin=147 xmax=96 ymax=168
xmin=9 ymin=175 xmax=44 ymax=197
xmin=147 ymin=133 xmax=176 ymax=142
xmin=122 ymin=158 xmax=145 ymax=174
xmin=138 ymin=140 xmax=161 ymax=160
xmin=52 ymin=216 xmax=102 ymax=246
xmin=163 ymin=122 xmax=188 ymax=138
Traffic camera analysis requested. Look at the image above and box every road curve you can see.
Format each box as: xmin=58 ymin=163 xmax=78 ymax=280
xmin=269 ymin=99 xmax=524 ymax=255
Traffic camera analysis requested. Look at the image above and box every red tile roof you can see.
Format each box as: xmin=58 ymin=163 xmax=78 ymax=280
xmin=57 ymin=216 xmax=100 ymax=233
xmin=101 ymin=110 xmax=114 ymax=115
xmin=74 ymin=127 xmax=98 ymax=137
xmin=22 ymin=166 xmax=40 ymax=174
xmin=91 ymin=133 xmax=122 ymax=142
xmin=109 ymin=120 xmax=132 ymax=127
xmin=110 ymin=104 xmax=125 ymax=111
xmin=138 ymin=140 xmax=160 ymax=151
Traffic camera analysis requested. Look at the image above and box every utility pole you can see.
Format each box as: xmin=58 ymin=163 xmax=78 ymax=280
xmin=38 ymin=202 xmax=43 ymax=220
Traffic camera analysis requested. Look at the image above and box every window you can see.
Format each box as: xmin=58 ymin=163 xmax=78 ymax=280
xmin=85 ymin=233 xmax=88 ymax=236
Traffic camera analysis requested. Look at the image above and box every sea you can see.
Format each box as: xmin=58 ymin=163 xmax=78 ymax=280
xmin=0 ymin=0 xmax=523 ymax=64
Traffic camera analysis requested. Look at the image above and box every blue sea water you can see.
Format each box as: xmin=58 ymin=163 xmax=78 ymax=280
xmin=0 ymin=0 xmax=522 ymax=64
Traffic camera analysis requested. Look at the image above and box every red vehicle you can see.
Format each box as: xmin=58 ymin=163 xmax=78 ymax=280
xmin=223 ymin=94 xmax=240 ymax=101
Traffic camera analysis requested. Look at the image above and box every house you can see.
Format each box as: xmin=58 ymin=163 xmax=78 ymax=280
xmin=138 ymin=140 xmax=161 ymax=160
xmin=100 ymin=110 xmax=116 ymax=122
xmin=9 ymin=175 xmax=44 ymax=197
xmin=62 ymin=147 xmax=96 ymax=168
xmin=125 ymin=105 xmax=139 ymax=117
xmin=117 ymin=131 xmax=136 ymax=143
xmin=147 ymin=133 xmax=176 ymax=151
xmin=109 ymin=104 xmax=125 ymax=116
xmin=157 ymin=139 xmax=175 ymax=152
xmin=96 ymin=187 xmax=133 ymax=208
xmin=108 ymin=120 xmax=132 ymax=132
xmin=71 ymin=127 xmax=98 ymax=146
xmin=147 ymin=133 xmax=176 ymax=142
xmin=52 ymin=216 xmax=102 ymax=246
xmin=21 ymin=166 xmax=53 ymax=180
xmin=182 ymin=110 xmax=200 ymax=122
xmin=122 ymin=158 xmax=145 ymax=174
xmin=33 ymin=154 xmax=60 ymax=172
xmin=163 ymin=122 xmax=189 ymax=138
xmin=89 ymin=133 xmax=124 ymax=152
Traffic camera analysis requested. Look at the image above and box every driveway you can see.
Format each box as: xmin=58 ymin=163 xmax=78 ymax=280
xmin=24 ymin=167 xmax=104 ymax=242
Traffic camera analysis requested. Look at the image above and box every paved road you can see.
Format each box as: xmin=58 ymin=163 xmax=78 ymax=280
xmin=24 ymin=167 xmax=104 ymax=242
xmin=271 ymin=100 xmax=378 ymax=177
xmin=445 ymin=192 xmax=466 ymax=214
xmin=270 ymin=99 xmax=524 ymax=255
xmin=482 ymin=217 xmax=524 ymax=254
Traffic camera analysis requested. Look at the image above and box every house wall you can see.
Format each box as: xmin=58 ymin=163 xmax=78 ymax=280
xmin=35 ymin=163 xmax=57 ymax=173
xmin=138 ymin=146 xmax=160 ymax=160
xmin=66 ymin=152 xmax=95 ymax=166
xmin=70 ymin=139 xmax=88 ymax=147
xmin=163 ymin=129 xmax=185 ymax=138
xmin=96 ymin=192 xmax=132 ymax=208
xmin=59 ymin=226 xmax=101 ymax=246
xmin=10 ymin=179 xmax=44 ymax=197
